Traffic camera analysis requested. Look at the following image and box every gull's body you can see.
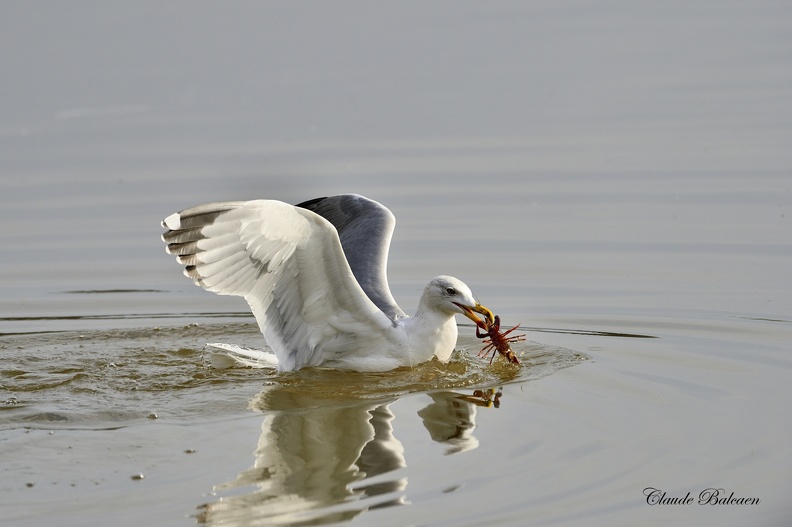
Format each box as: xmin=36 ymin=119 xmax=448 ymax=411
xmin=161 ymin=194 xmax=491 ymax=372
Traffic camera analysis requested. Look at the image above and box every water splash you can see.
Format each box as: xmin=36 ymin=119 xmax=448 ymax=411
xmin=1 ymin=322 xmax=586 ymax=430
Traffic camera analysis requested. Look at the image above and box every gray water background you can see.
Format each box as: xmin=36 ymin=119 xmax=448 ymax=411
xmin=1 ymin=2 xmax=791 ymax=526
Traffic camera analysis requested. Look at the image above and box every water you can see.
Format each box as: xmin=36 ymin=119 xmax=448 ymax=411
xmin=2 ymin=2 xmax=792 ymax=526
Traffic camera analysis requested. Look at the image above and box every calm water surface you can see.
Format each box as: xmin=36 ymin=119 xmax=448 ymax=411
xmin=3 ymin=172 xmax=789 ymax=527
xmin=2 ymin=2 xmax=791 ymax=526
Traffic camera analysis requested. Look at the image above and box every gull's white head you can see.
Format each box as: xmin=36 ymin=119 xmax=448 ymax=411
xmin=421 ymin=275 xmax=494 ymax=325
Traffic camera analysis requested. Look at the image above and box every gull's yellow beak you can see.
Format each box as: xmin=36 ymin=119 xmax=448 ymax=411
xmin=455 ymin=302 xmax=494 ymax=326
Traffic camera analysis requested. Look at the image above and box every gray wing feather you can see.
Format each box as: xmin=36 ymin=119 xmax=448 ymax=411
xmin=296 ymin=194 xmax=406 ymax=320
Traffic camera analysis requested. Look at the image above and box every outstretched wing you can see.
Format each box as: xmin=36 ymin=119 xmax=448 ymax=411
xmin=161 ymin=200 xmax=394 ymax=371
xmin=296 ymin=194 xmax=406 ymax=320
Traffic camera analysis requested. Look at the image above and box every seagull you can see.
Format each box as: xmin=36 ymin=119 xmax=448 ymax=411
xmin=161 ymin=194 xmax=493 ymax=372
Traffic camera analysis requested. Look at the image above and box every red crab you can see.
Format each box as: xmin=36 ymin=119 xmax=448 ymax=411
xmin=474 ymin=313 xmax=524 ymax=365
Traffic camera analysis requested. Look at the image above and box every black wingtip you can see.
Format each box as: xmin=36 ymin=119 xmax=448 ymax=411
xmin=295 ymin=196 xmax=328 ymax=211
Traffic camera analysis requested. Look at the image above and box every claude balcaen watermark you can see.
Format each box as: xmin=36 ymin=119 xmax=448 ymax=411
xmin=643 ymin=487 xmax=760 ymax=506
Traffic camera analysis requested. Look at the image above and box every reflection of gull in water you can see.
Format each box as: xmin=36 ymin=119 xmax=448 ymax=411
xmin=162 ymin=194 xmax=494 ymax=371
xmin=197 ymin=387 xmax=492 ymax=526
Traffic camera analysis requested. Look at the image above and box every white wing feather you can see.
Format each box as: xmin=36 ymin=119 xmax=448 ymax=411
xmin=163 ymin=200 xmax=401 ymax=371
xmin=205 ymin=343 xmax=279 ymax=369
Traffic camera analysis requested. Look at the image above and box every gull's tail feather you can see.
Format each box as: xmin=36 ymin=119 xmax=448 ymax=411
xmin=206 ymin=343 xmax=279 ymax=369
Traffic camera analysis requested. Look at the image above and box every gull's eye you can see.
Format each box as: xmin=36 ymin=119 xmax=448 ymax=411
xmin=445 ymin=287 xmax=457 ymax=296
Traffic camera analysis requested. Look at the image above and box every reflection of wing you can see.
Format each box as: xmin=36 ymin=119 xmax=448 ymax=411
xmin=162 ymin=200 xmax=397 ymax=371
xmin=203 ymin=395 xmax=407 ymax=525
xmin=297 ymin=194 xmax=406 ymax=320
